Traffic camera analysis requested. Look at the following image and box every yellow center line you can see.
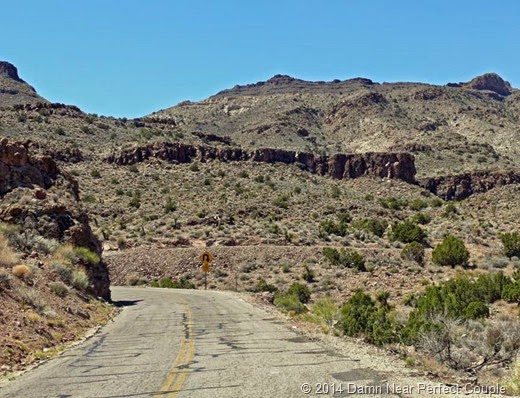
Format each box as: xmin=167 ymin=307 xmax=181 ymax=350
xmin=154 ymin=297 xmax=195 ymax=398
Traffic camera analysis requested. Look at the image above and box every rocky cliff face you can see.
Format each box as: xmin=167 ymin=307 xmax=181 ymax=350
xmin=105 ymin=142 xmax=417 ymax=183
xmin=418 ymin=170 xmax=520 ymax=201
xmin=0 ymin=61 xmax=47 ymax=107
xmin=0 ymin=137 xmax=110 ymax=300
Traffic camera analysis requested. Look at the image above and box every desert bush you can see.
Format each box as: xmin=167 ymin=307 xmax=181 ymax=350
xmin=464 ymin=301 xmax=489 ymax=319
xmin=401 ymin=242 xmax=425 ymax=265
xmin=418 ymin=317 xmax=520 ymax=373
xmin=12 ymin=264 xmax=32 ymax=281
xmin=50 ymin=282 xmax=69 ymax=298
xmin=312 ymin=298 xmax=339 ymax=332
xmin=164 ymin=197 xmax=177 ymax=213
xmin=0 ymin=269 xmax=12 ymax=291
xmin=410 ymin=198 xmax=428 ymax=211
xmin=390 ymin=220 xmax=426 ymax=243
xmin=273 ymin=194 xmax=290 ymax=209
xmin=379 ymin=197 xmax=408 ymax=210
xmin=251 ymin=278 xmax=277 ymax=293
xmin=274 ymin=292 xmax=307 ymax=314
xmin=403 ymin=273 xmax=510 ymax=343
xmin=74 ymin=247 xmax=100 ymax=265
xmin=432 ymin=234 xmax=469 ymax=267
xmin=352 ymin=218 xmax=387 ymax=237
xmin=90 ymin=169 xmax=101 ymax=178
xmin=0 ymin=235 xmax=18 ymax=266
xmin=322 ymin=248 xmax=366 ymax=271
xmin=302 ymin=265 xmax=315 ymax=282
xmin=443 ymin=202 xmax=458 ymax=217
xmin=319 ymin=213 xmax=351 ymax=237
xmin=339 ymin=289 xmax=398 ymax=346
xmin=72 ymin=271 xmax=89 ymax=290
xmin=500 ymin=232 xmax=520 ymax=259
xmin=53 ymin=263 xmax=73 ymax=285
xmin=288 ymin=282 xmax=311 ymax=304
xmin=17 ymin=287 xmax=47 ymax=313
xmin=411 ymin=212 xmax=431 ymax=225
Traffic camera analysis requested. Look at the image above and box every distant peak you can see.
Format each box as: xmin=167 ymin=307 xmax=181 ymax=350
xmin=466 ymin=73 xmax=512 ymax=96
xmin=0 ymin=61 xmax=23 ymax=82
xmin=265 ymin=74 xmax=301 ymax=84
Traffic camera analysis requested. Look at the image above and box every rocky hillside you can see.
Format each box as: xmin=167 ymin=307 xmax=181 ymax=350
xmin=152 ymin=73 xmax=519 ymax=177
xmin=0 ymin=62 xmax=47 ymax=107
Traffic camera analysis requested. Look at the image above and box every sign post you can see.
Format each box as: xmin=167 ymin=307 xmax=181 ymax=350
xmin=199 ymin=251 xmax=213 ymax=290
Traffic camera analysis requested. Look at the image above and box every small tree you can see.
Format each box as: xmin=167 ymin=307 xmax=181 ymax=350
xmin=391 ymin=220 xmax=426 ymax=243
xmin=500 ymin=232 xmax=520 ymax=259
xmin=432 ymin=234 xmax=469 ymax=267
xmin=401 ymin=242 xmax=425 ymax=265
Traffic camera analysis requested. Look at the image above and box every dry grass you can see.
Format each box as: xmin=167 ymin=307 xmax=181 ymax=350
xmin=0 ymin=234 xmax=19 ymax=267
xmin=12 ymin=264 xmax=32 ymax=281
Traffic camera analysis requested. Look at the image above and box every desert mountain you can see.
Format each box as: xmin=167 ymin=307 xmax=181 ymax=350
xmin=152 ymin=73 xmax=519 ymax=177
xmin=0 ymin=61 xmax=48 ymax=107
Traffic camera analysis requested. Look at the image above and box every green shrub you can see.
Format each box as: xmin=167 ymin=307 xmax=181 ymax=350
xmin=0 ymin=269 xmax=12 ymax=291
xmin=159 ymin=277 xmax=175 ymax=288
xmin=322 ymin=248 xmax=366 ymax=271
xmin=72 ymin=271 xmax=89 ymax=290
xmin=164 ymin=197 xmax=177 ymax=213
xmin=391 ymin=220 xmax=426 ymax=243
xmin=403 ymin=273 xmax=509 ymax=343
xmin=401 ymin=242 xmax=425 ymax=265
xmin=432 ymin=234 xmax=469 ymax=267
xmin=500 ymin=232 xmax=520 ymax=259
xmin=288 ymin=282 xmax=311 ymax=304
xmin=53 ymin=263 xmax=73 ymax=285
xmin=312 ymin=298 xmax=339 ymax=331
xmin=50 ymin=282 xmax=68 ymax=298
xmin=410 ymin=199 xmax=428 ymax=211
xmin=379 ymin=197 xmax=408 ymax=210
xmin=464 ymin=301 xmax=489 ymax=319
xmin=411 ymin=212 xmax=431 ymax=225
xmin=90 ymin=169 xmax=101 ymax=178
xmin=339 ymin=290 xmax=399 ymax=345
xmin=274 ymin=293 xmax=307 ymax=314
xmin=74 ymin=247 xmax=100 ymax=266
xmin=443 ymin=203 xmax=458 ymax=217
xmin=340 ymin=290 xmax=376 ymax=336
xmin=322 ymin=247 xmax=340 ymax=264
xmin=273 ymin=194 xmax=290 ymax=209
xmin=302 ymin=265 xmax=315 ymax=283
xmin=251 ymin=278 xmax=277 ymax=293
xmin=353 ymin=218 xmax=387 ymax=237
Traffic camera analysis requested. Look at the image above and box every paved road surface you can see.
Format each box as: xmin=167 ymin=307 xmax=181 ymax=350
xmin=0 ymin=287 xmax=397 ymax=398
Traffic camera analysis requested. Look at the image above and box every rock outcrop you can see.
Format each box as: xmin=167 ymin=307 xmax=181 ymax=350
xmin=105 ymin=142 xmax=417 ymax=183
xmin=0 ymin=61 xmax=24 ymax=82
xmin=465 ymin=73 xmax=513 ymax=96
xmin=418 ymin=170 xmax=520 ymax=200
xmin=0 ymin=61 xmax=47 ymax=106
xmin=0 ymin=137 xmax=110 ymax=300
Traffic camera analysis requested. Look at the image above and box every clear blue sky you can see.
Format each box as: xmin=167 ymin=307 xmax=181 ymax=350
xmin=3 ymin=1 xmax=519 ymax=118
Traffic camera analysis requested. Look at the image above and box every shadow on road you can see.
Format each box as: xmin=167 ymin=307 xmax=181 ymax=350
xmin=113 ymin=299 xmax=143 ymax=307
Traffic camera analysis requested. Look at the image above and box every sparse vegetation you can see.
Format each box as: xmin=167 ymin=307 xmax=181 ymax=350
xmin=432 ymin=234 xmax=469 ymax=267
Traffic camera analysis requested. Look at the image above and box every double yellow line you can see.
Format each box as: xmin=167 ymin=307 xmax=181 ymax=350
xmin=154 ymin=297 xmax=195 ymax=398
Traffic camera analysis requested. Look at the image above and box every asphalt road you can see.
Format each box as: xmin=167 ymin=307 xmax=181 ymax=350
xmin=0 ymin=287 xmax=395 ymax=398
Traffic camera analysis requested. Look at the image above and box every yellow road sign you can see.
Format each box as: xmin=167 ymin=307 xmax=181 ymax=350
xmin=199 ymin=251 xmax=213 ymax=264
xmin=202 ymin=262 xmax=210 ymax=273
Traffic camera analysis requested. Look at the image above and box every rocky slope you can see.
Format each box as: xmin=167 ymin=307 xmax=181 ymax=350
xmin=0 ymin=137 xmax=110 ymax=299
xmin=0 ymin=62 xmax=47 ymax=107
xmin=152 ymin=73 xmax=519 ymax=177
xmin=106 ymin=142 xmax=417 ymax=183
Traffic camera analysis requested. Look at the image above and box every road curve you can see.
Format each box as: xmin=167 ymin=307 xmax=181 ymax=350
xmin=0 ymin=287 xmax=400 ymax=398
